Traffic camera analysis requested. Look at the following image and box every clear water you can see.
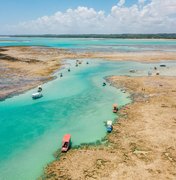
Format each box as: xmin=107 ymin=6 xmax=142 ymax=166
xmin=0 ymin=37 xmax=176 ymax=52
xmin=0 ymin=37 xmax=176 ymax=180
xmin=0 ymin=59 xmax=133 ymax=180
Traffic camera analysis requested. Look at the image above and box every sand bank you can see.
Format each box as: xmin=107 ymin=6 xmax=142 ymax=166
xmin=44 ymin=75 xmax=176 ymax=180
xmin=89 ymin=51 xmax=176 ymax=62
xmin=0 ymin=46 xmax=176 ymax=179
xmin=1 ymin=46 xmax=176 ymax=101
xmin=0 ymin=46 xmax=78 ymax=100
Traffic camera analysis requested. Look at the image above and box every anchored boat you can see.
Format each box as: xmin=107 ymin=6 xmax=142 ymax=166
xmin=160 ymin=64 xmax=166 ymax=67
xmin=32 ymin=92 xmax=43 ymax=99
xmin=113 ymin=104 xmax=118 ymax=113
xmin=61 ymin=134 xmax=71 ymax=152
xmin=106 ymin=120 xmax=113 ymax=133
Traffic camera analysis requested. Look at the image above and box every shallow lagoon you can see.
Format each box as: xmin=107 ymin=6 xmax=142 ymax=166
xmin=0 ymin=57 xmax=176 ymax=179
xmin=1 ymin=37 xmax=176 ymax=52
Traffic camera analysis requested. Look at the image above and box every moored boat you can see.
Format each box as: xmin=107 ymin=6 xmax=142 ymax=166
xmin=32 ymin=92 xmax=43 ymax=99
xmin=61 ymin=134 xmax=71 ymax=152
xmin=113 ymin=104 xmax=118 ymax=113
xmin=106 ymin=120 xmax=113 ymax=133
xmin=160 ymin=64 xmax=166 ymax=67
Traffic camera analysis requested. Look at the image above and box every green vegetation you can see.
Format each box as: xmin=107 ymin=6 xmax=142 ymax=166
xmin=1 ymin=34 xmax=176 ymax=39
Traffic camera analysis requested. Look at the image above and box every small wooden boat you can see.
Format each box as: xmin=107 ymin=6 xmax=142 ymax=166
xmin=61 ymin=134 xmax=71 ymax=152
xmin=32 ymin=92 xmax=43 ymax=99
xmin=106 ymin=120 xmax=113 ymax=133
xmin=113 ymin=104 xmax=118 ymax=113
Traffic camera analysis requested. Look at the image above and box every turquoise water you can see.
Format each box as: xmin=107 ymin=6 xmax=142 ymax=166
xmin=0 ymin=37 xmax=176 ymax=179
xmin=0 ymin=37 xmax=176 ymax=52
xmin=0 ymin=59 xmax=133 ymax=180
xmin=1 ymin=59 xmax=176 ymax=180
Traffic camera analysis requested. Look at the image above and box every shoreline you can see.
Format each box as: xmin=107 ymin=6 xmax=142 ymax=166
xmin=44 ymin=75 xmax=176 ymax=180
xmin=0 ymin=46 xmax=75 ymax=101
xmin=1 ymin=46 xmax=176 ymax=101
xmin=0 ymin=46 xmax=176 ymax=179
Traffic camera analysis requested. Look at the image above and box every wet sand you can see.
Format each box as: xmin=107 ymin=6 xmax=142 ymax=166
xmin=89 ymin=51 xmax=176 ymax=62
xmin=1 ymin=46 xmax=176 ymax=101
xmin=0 ymin=46 xmax=77 ymax=100
xmin=44 ymin=75 xmax=176 ymax=180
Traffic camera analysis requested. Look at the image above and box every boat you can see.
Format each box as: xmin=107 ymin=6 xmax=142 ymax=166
xmin=160 ymin=64 xmax=166 ymax=67
xmin=102 ymin=82 xmax=106 ymax=86
xmin=61 ymin=134 xmax=71 ymax=152
xmin=32 ymin=92 xmax=43 ymax=99
xmin=60 ymin=73 xmax=63 ymax=77
xmin=106 ymin=120 xmax=113 ymax=133
xmin=113 ymin=104 xmax=118 ymax=113
xmin=129 ymin=69 xmax=136 ymax=73
xmin=156 ymin=71 xmax=160 ymax=75
xmin=86 ymin=62 xmax=89 ymax=64
xmin=37 ymin=85 xmax=42 ymax=92
xmin=68 ymin=68 xmax=71 ymax=72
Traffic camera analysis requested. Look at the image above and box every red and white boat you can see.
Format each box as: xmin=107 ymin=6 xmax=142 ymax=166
xmin=61 ymin=134 xmax=71 ymax=152
xmin=113 ymin=104 xmax=118 ymax=113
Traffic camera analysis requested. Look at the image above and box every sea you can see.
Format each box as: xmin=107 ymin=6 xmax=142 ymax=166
xmin=0 ymin=37 xmax=176 ymax=180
